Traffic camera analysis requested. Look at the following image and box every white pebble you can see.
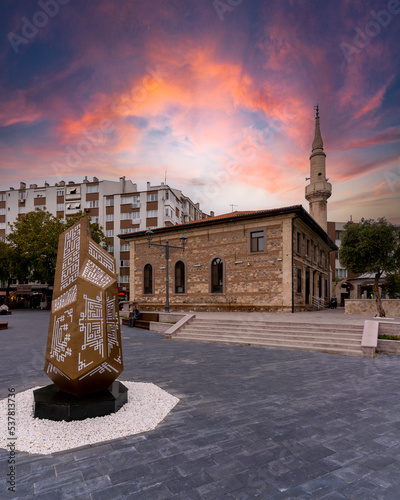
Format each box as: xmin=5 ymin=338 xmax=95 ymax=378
xmin=0 ymin=382 xmax=179 ymax=454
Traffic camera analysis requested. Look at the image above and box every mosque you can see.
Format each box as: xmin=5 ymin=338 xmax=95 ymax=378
xmin=119 ymin=107 xmax=338 ymax=312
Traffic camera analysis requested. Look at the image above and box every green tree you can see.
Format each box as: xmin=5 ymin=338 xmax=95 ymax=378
xmin=386 ymin=273 xmax=400 ymax=299
xmin=340 ymin=218 xmax=400 ymax=317
xmin=7 ymin=210 xmax=65 ymax=286
xmin=0 ymin=240 xmax=17 ymax=295
xmin=5 ymin=210 xmax=108 ymax=288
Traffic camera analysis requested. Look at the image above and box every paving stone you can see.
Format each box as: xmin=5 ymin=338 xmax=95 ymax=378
xmin=164 ymin=475 xmax=197 ymax=494
xmin=358 ymin=452 xmax=396 ymax=470
xmin=303 ymin=471 xmax=351 ymax=495
xmin=330 ymin=463 xmax=372 ymax=483
xmin=109 ymin=464 xmax=153 ymax=484
xmin=4 ymin=310 xmax=400 ymax=498
xmin=196 ymin=476 xmax=245 ymax=499
xmin=127 ymin=483 xmax=173 ymax=499
xmin=204 ymin=460 xmax=248 ymax=481
xmin=33 ymin=471 xmax=84 ymax=495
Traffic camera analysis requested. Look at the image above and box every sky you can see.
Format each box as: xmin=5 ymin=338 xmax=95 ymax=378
xmin=0 ymin=0 xmax=399 ymax=223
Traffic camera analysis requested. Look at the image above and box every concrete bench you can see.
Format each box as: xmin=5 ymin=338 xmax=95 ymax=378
xmin=136 ymin=313 xmax=159 ymax=330
xmin=121 ymin=313 xmax=160 ymax=329
xmin=0 ymin=321 xmax=8 ymax=330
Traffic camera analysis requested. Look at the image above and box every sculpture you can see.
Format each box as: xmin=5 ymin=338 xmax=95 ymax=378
xmin=43 ymin=217 xmax=123 ymax=396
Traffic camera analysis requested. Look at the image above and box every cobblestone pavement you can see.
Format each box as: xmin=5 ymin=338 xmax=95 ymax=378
xmin=1 ymin=309 xmax=400 ymax=499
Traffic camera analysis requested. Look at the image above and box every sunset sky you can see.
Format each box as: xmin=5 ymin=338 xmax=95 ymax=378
xmin=1 ymin=0 xmax=399 ymax=223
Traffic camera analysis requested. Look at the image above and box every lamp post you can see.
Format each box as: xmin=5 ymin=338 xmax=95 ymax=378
xmin=146 ymin=229 xmax=187 ymax=313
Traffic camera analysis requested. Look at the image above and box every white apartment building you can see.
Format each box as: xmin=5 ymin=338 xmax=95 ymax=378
xmin=0 ymin=176 xmax=205 ymax=294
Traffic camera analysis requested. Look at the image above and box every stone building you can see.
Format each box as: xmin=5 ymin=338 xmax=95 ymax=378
xmin=119 ymin=205 xmax=337 ymax=312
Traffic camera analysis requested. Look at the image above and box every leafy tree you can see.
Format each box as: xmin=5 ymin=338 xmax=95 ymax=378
xmin=5 ymin=210 xmax=108 ymax=288
xmin=340 ymin=218 xmax=400 ymax=317
xmin=7 ymin=210 xmax=65 ymax=286
xmin=0 ymin=240 xmax=17 ymax=295
xmin=386 ymin=273 xmax=400 ymax=299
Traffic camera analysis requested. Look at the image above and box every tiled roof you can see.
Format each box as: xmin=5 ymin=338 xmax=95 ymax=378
xmin=118 ymin=204 xmax=337 ymax=250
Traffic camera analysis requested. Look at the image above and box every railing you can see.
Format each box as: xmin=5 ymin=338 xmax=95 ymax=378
xmin=312 ymin=296 xmax=325 ymax=310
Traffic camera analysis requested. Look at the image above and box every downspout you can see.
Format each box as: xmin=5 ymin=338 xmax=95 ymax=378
xmin=291 ymin=216 xmax=295 ymax=313
xmin=328 ymin=250 xmax=333 ymax=303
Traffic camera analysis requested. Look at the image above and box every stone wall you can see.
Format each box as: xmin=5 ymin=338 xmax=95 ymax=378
xmin=128 ymin=213 xmax=333 ymax=312
xmin=345 ymin=299 xmax=400 ymax=317
xmin=131 ymin=216 xmax=287 ymax=311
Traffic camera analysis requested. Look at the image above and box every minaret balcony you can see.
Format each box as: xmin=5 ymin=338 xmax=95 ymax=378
xmin=305 ymin=181 xmax=332 ymax=200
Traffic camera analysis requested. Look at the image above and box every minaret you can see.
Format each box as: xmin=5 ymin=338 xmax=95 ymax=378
xmin=305 ymin=105 xmax=332 ymax=232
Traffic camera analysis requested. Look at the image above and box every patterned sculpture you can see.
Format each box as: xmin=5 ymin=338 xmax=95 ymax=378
xmin=43 ymin=218 xmax=123 ymax=396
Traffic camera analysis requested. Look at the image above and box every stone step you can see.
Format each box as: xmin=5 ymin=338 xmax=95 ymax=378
xmin=192 ymin=319 xmax=363 ymax=331
xmin=178 ymin=329 xmax=362 ymax=344
xmin=169 ymin=318 xmax=364 ymax=356
xmin=171 ymin=336 xmax=363 ymax=356
xmin=181 ymin=324 xmax=362 ymax=338
xmin=176 ymin=331 xmax=361 ymax=348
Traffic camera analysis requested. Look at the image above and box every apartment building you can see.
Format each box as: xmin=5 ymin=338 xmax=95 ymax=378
xmin=0 ymin=176 xmax=205 ymax=296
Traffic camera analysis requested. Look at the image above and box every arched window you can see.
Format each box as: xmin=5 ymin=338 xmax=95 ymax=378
xmin=144 ymin=264 xmax=153 ymax=294
xmin=175 ymin=261 xmax=185 ymax=294
xmin=211 ymin=258 xmax=223 ymax=293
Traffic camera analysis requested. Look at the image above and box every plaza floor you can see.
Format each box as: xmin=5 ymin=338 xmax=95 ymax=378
xmin=1 ymin=309 xmax=400 ymax=499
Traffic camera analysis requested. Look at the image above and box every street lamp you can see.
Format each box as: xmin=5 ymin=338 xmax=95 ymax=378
xmin=145 ymin=229 xmax=187 ymax=313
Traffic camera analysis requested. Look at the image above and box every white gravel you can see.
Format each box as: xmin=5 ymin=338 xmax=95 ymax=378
xmin=0 ymin=381 xmax=179 ymax=455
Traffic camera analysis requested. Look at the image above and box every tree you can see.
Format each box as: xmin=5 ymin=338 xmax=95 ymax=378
xmin=386 ymin=273 xmax=400 ymax=299
xmin=7 ymin=210 xmax=65 ymax=287
xmin=0 ymin=240 xmax=17 ymax=295
xmin=5 ymin=210 xmax=108 ymax=288
xmin=340 ymin=218 xmax=400 ymax=317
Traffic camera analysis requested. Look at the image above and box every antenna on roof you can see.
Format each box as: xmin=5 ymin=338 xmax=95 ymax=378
xmin=230 ymin=204 xmax=238 ymax=212
xmin=164 ymin=167 xmax=167 ymax=185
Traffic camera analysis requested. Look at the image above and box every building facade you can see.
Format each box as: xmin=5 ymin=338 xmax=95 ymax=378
xmin=120 ymin=206 xmax=337 ymax=312
xmin=0 ymin=177 xmax=205 ymax=295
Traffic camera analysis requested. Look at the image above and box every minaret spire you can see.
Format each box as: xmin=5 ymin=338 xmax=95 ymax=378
xmin=312 ymin=104 xmax=324 ymax=151
xmin=305 ymin=105 xmax=332 ymax=232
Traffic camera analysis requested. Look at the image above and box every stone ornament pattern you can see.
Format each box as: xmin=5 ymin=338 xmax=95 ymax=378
xmin=44 ymin=218 xmax=123 ymax=396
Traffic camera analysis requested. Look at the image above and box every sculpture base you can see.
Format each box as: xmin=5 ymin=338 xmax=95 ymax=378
xmin=33 ymin=381 xmax=128 ymax=422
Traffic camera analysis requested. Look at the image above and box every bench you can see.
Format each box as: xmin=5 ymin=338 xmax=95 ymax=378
xmin=121 ymin=312 xmax=160 ymax=329
xmin=0 ymin=321 xmax=8 ymax=330
xmin=136 ymin=312 xmax=159 ymax=330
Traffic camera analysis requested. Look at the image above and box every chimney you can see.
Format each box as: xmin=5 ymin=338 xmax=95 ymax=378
xmin=83 ymin=176 xmax=89 ymax=183
xmin=119 ymin=176 xmax=126 ymax=193
xmin=147 ymin=182 xmax=151 ymax=190
xmin=20 ymin=182 xmax=26 ymax=189
xmin=210 ymin=211 xmax=215 ymax=217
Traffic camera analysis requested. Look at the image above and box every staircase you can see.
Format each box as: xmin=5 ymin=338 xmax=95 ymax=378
xmin=167 ymin=318 xmax=364 ymax=356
